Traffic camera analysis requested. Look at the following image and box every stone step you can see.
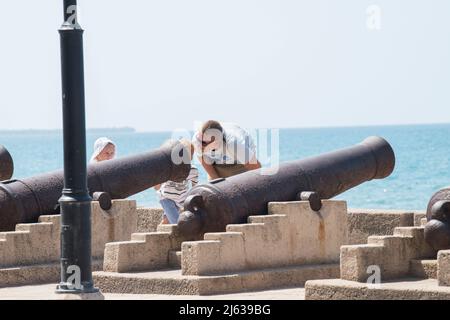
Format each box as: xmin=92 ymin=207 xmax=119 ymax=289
xmin=0 ymin=231 xmax=30 ymax=242
xmin=247 ymin=214 xmax=286 ymax=224
xmin=410 ymin=259 xmax=437 ymax=279
xmin=15 ymin=223 xmax=53 ymax=233
xmin=341 ymin=226 xmax=435 ymax=283
xmin=305 ymin=278 xmax=450 ymax=300
xmin=168 ymin=251 xmax=181 ymax=268
xmin=94 ymin=263 xmax=340 ymax=296
xmin=0 ymin=259 xmax=104 ymax=288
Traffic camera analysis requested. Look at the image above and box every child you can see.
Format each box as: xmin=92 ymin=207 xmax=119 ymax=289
xmin=90 ymin=137 xmax=116 ymax=163
xmin=155 ymin=139 xmax=199 ymax=224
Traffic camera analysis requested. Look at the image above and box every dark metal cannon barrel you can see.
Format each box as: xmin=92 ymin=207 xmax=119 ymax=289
xmin=0 ymin=145 xmax=14 ymax=181
xmin=178 ymin=136 xmax=395 ymax=239
xmin=424 ymin=188 xmax=450 ymax=251
xmin=0 ymin=141 xmax=190 ymax=231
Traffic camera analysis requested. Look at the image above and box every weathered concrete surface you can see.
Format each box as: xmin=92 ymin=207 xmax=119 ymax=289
xmin=94 ymin=263 xmax=339 ymax=296
xmin=182 ymin=201 xmax=347 ymax=276
xmin=0 ymin=200 xmax=137 ymax=287
xmin=347 ymin=209 xmax=423 ymax=245
xmin=414 ymin=212 xmax=427 ymax=227
xmin=136 ymin=208 xmax=164 ymax=232
xmin=0 ymin=200 xmax=137 ymax=269
xmin=438 ymin=250 xmax=450 ymax=286
xmin=305 ymin=278 xmax=450 ymax=300
xmin=410 ymin=259 xmax=437 ymax=279
xmin=0 ymin=260 xmax=103 ymax=288
xmin=169 ymin=251 xmax=182 ymax=268
xmin=340 ymin=227 xmax=436 ymax=282
xmin=103 ymin=224 xmax=193 ymax=273
xmin=55 ymin=292 xmax=105 ymax=300
xmin=103 ymin=200 xmax=347 ymax=276
xmin=91 ymin=200 xmax=138 ymax=258
xmin=0 ymin=283 xmax=306 ymax=300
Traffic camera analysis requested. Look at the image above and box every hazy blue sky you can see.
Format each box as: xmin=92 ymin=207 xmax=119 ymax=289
xmin=1 ymin=0 xmax=449 ymax=132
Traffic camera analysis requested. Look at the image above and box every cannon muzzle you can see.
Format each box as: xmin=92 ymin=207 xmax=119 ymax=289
xmin=424 ymin=188 xmax=450 ymax=251
xmin=0 ymin=140 xmax=191 ymax=231
xmin=0 ymin=145 xmax=14 ymax=181
xmin=178 ymin=136 xmax=395 ymax=239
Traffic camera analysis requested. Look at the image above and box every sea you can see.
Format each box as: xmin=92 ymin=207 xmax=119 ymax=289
xmin=1 ymin=124 xmax=449 ymax=211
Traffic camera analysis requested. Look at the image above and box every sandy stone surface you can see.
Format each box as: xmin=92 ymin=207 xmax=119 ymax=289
xmin=0 ymin=283 xmax=305 ymax=300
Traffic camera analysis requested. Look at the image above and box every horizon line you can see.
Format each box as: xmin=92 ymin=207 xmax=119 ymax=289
xmin=0 ymin=121 xmax=449 ymax=134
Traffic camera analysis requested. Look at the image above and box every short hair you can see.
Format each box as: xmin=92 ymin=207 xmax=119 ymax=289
xmin=201 ymin=120 xmax=223 ymax=134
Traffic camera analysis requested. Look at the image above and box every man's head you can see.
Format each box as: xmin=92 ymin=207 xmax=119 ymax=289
xmin=199 ymin=120 xmax=225 ymax=153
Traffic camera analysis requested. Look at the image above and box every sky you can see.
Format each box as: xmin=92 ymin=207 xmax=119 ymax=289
xmin=0 ymin=0 xmax=449 ymax=132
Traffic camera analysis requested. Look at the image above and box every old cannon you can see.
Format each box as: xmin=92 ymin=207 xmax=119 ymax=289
xmin=0 ymin=141 xmax=190 ymax=231
xmin=0 ymin=145 xmax=14 ymax=181
xmin=178 ymin=136 xmax=395 ymax=239
xmin=424 ymin=188 xmax=450 ymax=251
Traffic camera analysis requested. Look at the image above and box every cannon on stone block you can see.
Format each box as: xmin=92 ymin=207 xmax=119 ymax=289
xmin=424 ymin=188 xmax=450 ymax=251
xmin=0 ymin=145 xmax=14 ymax=181
xmin=178 ymin=136 xmax=396 ymax=239
xmin=0 ymin=140 xmax=191 ymax=231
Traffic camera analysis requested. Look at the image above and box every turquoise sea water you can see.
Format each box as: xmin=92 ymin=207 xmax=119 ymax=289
xmin=1 ymin=124 xmax=449 ymax=211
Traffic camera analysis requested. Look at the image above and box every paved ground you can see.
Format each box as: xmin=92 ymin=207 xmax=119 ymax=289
xmin=0 ymin=283 xmax=305 ymax=300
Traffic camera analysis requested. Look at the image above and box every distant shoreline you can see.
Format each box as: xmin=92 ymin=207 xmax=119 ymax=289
xmin=0 ymin=127 xmax=136 ymax=134
xmin=0 ymin=122 xmax=449 ymax=134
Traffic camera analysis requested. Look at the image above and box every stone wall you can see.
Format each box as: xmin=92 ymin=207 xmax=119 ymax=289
xmin=347 ymin=209 xmax=425 ymax=245
xmin=0 ymin=200 xmax=138 ymax=287
xmin=102 ymin=200 xmax=349 ymax=276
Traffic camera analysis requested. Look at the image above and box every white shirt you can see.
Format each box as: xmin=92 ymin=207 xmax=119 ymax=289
xmin=157 ymin=166 xmax=199 ymax=209
xmin=193 ymin=123 xmax=257 ymax=165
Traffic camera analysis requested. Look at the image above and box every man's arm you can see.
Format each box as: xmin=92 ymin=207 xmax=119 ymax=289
xmin=199 ymin=156 xmax=220 ymax=180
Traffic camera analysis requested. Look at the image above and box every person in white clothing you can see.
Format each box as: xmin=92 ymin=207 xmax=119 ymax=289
xmin=90 ymin=137 xmax=116 ymax=163
xmin=192 ymin=120 xmax=261 ymax=180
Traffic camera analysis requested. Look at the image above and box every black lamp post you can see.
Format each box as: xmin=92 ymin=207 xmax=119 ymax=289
xmin=56 ymin=0 xmax=97 ymax=294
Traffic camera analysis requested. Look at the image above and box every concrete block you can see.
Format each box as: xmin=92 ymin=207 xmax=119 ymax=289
xmin=181 ymin=241 xmax=222 ymax=275
xmin=340 ymin=244 xmax=384 ymax=282
xmin=410 ymin=260 xmax=437 ymax=279
xmin=94 ymin=263 xmax=340 ymax=295
xmin=340 ymin=226 xmax=436 ymax=283
xmin=102 ymin=224 xmax=194 ymax=273
xmin=414 ymin=212 xmax=427 ymax=227
xmin=420 ymin=218 xmax=428 ymax=227
xmin=91 ymin=200 xmax=138 ymax=258
xmin=0 ymin=200 xmax=138 ymax=286
xmin=0 ymin=227 xmax=59 ymax=267
xmin=182 ymin=200 xmax=348 ymax=276
xmin=438 ymin=250 xmax=450 ymax=286
xmin=104 ymin=233 xmax=172 ymax=273
xmin=168 ymin=251 xmax=181 ymax=268
xmin=0 ymin=260 xmax=103 ymax=288
xmin=347 ymin=209 xmax=415 ymax=245
xmin=369 ymin=235 xmax=415 ymax=278
xmin=136 ymin=208 xmax=164 ymax=232
xmin=305 ymin=278 xmax=450 ymax=300
xmin=394 ymin=227 xmax=435 ymax=258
